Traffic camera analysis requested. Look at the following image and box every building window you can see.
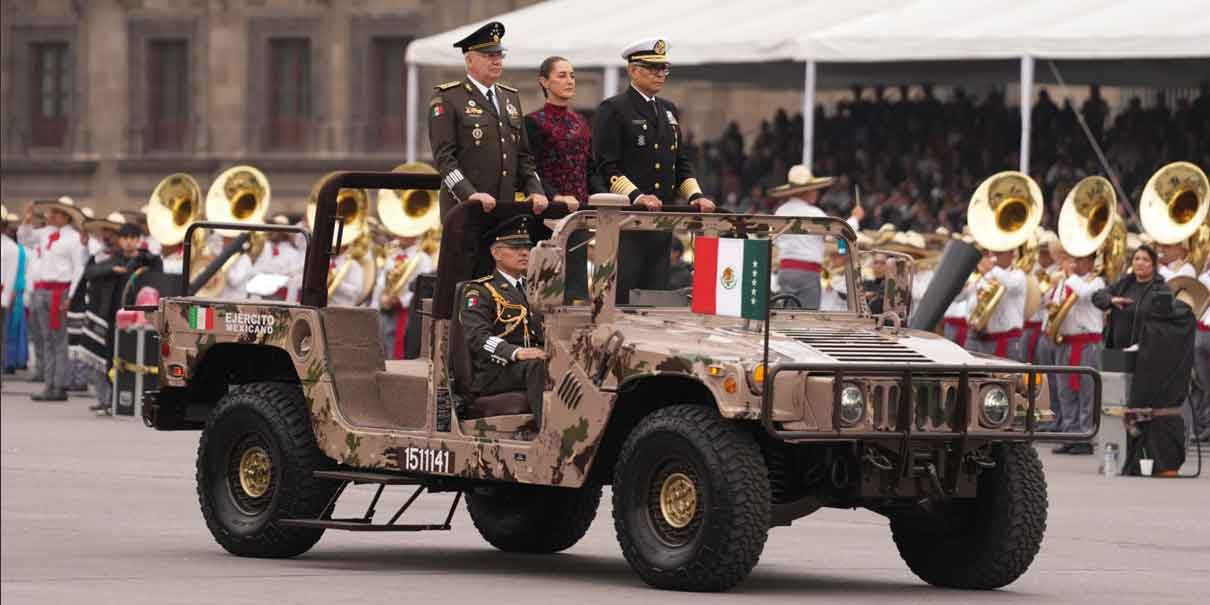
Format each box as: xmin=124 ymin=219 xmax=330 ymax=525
xmin=370 ymin=37 xmax=409 ymax=151
xmin=147 ymin=39 xmax=189 ymax=151
xmin=29 ymin=42 xmax=71 ymax=148
xmin=268 ymin=38 xmax=311 ymax=150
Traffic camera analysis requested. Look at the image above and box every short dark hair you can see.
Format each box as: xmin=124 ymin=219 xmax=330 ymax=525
xmin=537 ymin=55 xmax=569 ymax=99
xmin=1133 ymin=244 xmax=1158 ymax=273
xmin=117 ymin=223 xmax=143 ymax=238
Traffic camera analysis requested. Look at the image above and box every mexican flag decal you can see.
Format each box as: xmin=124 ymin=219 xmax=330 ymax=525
xmin=691 ymin=237 xmax=770 ymax=320
xmin=188 ymin=305 xmax=215 ymax=330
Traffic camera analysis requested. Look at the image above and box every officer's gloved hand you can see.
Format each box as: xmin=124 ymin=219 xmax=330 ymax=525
xmin=635 ymin=194 xmax=662 ymax=211
xmin=529 ymin=193 xmax=550 ymax=215
xmin=470 ymin=192 xmax=497 ymax=212
xmin=692 ymin=197 xmax=717 ymax=213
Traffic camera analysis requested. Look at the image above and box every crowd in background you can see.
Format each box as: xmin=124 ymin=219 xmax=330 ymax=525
xmin=686 ymin=82 xmax=1210 ymax=233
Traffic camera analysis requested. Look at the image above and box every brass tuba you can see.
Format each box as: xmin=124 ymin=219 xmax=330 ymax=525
xmin=1048 ymin=176 xmax=1122 ymax=342
xmin=377 ymin=162 xmax=440 ymax=238
xmin=966 ymin=171 xmax=1044 ymax=331
xmin=205 ymin=165 xmax=271 ymax=236
xmin=307 ymin=174 xmax=375 ymax=304
xmin=1140 ymin=161 xmax=1209 ymax=275
xmin=147 ymin=173 xmax=202 ymax=247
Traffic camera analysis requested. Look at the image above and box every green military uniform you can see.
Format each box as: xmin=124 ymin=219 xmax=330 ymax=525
xmin=459 ymin=217 xmax=545 ymax=423
xmin=427 ymin=21 xmax=543 ymax=219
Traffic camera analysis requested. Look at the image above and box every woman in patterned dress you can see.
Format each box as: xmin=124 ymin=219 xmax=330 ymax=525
xmin=525 ymin=56 xmax=603 ymax=302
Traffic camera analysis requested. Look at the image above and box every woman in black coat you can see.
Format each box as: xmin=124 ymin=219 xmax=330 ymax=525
xmin=1093 ymin=244 xmax=1190 ymax=475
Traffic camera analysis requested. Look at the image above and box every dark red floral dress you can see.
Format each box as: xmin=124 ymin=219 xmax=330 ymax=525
xmin=525 ymin=103 xmax=602 ymax=201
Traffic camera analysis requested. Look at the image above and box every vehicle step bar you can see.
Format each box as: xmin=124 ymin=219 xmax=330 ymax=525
xmin=281 ymin=473 xmax=462 ymax=532
xmin=313 ymin=469 xmax=426 ymax=485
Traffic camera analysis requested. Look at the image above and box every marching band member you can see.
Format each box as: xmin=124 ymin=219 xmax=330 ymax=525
xmin=971 ymin=248 xmax=1028 ymax=360
xmin=771 ymin=165 xmax=863 ymax=310
xmin=1189 ymin=268 xmax=1210 ymax=443
xmin=818 ymin=243 xmax=849 ymax=312
xmin=375 ymin=234 xmax=435 ymax=359
xmin=1 ymin=209 xmax=18 ymax=376
xmin=18 ymin=198 xmax=86 ymax=401
xmin=1051 ymin=253 xmax=1105 ymax=455
xmin=328 ymin=243 xmax=366 ymax=307
xmin=1021 ymin=231 xmax=1060 ymax=363
xmin=1157 ymin=240 xmax=1195 ymax=280
xmin=244 ymin=215 xmax=304 ymax=301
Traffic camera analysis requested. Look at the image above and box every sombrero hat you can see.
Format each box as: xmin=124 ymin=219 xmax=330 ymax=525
xmin=83 ymin=212 xmax=129 ymax=235
xmin=33 ymin=196 xmax=86 ymax=226
xmin=884 ymin=231 xmax=929 ymax=258
xmin=769 ymin=164 xmax=835 ymax=198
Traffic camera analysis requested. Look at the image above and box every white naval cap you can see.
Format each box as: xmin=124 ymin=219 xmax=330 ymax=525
xmin=622 ymin=38 xmax=669 ymax=63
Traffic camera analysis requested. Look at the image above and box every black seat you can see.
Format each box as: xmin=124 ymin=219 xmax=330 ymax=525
xmin=448 ymin=281 xmax=531 ymax=418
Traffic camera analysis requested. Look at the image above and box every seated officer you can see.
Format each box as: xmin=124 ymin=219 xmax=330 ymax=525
xmin=459 ymin=216 xmax=546 ymax=425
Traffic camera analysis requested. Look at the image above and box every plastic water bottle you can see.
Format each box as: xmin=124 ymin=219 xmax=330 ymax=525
xmin=1103 ymin=442 xmax=1119 ymax=478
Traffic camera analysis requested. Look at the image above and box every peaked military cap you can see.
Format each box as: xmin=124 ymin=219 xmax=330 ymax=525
xmin=622 ymin=38 xmax=669 ymax=64
xmin=485 ymin=215 xmax=533 ymax=248
xmin=454 ymin=21 xmax=506 ymax=54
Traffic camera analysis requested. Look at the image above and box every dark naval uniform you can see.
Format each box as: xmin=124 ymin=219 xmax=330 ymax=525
xmin=593 ymin=38 xmax=704 ymax=303
xmin=427 ymin=22 xmax=543 ymax=220
xmin=458 ymin=218 xmax=546 ymax=423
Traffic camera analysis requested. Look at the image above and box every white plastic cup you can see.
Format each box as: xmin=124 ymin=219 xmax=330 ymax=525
xmin=1139 ymin=458 xmax=1154 ymax=476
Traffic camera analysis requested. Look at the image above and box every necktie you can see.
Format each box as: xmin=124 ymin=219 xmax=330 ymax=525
xmin=518 ymin=279 xmax=528 ymax=303
xmin=47 ymin=231 xmax=60 ymax=250
xmin=486 ymin=88 xmax=499 ymax=115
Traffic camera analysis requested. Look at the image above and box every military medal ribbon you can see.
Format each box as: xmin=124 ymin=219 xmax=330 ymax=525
xmin=691 ymin=237 xmax=770 ymax=320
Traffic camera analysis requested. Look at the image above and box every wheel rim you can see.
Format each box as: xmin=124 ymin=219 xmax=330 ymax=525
xmin=658 ymin=472 xmax=697 ymax=529
xmin=646 ymin=461 xmax=702 ymax=546
xmin=226 ymin=435 xmax=275 ymax=515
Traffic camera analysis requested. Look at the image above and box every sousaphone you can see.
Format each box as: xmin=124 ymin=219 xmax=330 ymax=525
xmin=307 ymin=174 xmax=376 ymax=304
xmin=205 ymin=165 xmax=271 ymax=236
xmin=1140 ymin=161 xmax=1209 ymax=246
xmin=147 ymin=173 xmax=202 ymax=247
xmin=377 ymin=162 xmax=440 ymax=238
xmin=1049 ymin=176 xmax=1124 ymax=342
xmin=966 ymin=171 xmax=1044 ymax=331
xmin=1167 ymin=275 xmax=1210 ymax=318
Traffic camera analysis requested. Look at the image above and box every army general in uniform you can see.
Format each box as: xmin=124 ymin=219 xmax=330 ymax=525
xmin=460 ymin=216 xmax=546 ymax=426
xmin=593 ymin=38 xmax=715 ymax=303
xmin=428 ymin=21 xmax=548 ymax=221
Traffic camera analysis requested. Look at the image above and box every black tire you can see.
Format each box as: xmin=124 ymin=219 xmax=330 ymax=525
xmin=612 ymin=405 xmax=770 ymax=592
xmin=466 ymin=484 xmax=602 ymax=553
xmin=197 ymin=381 xmax=338 ymax=558
xmin=890 ymin=443 xmax=1047 ymax=589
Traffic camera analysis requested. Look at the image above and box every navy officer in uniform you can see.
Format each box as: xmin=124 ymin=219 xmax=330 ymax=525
xmin=593 ymin=38 xmax=715 ymax=303
xmin=428 ymin=21 xmax=547 ymax=221
xmin=460 ymin=216 xmax=546 ymax=426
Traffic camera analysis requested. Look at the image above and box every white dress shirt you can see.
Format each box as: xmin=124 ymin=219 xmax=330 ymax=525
xmin=468 ymin=74 xmax=500 ymax=114
xmin=1057 ymin=273 xmax=1106 ymax=335
xmin=1159 ymin=259 xmax=1195 ymax=280
xmin=979 ymin=265 xmax=1026 ymax=333
xmin=1 ymin=234 xmax=18 ymax=309
xmin=372 ymin=243 xmax=435 ymax=310
xmin=774 ymin=199 xmax=860 ymax=264
xmin=911 ymin=268 xmax=934 ymax=310
xmin=17 ymin=223 xmax=85 ymax=296
xmin=329 ymin=251 xmax=366 ymax=307
xmin=944 ymin=281 xmax=976 ymax=319
xmin=819 ymin=268 xmax=849 ymax=311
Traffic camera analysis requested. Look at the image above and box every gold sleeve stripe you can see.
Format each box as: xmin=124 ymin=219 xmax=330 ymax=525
xmin=678 ymin=178 xmax=703 ymax=199
xmin=610 ymin=175 xmax=639 ymax=196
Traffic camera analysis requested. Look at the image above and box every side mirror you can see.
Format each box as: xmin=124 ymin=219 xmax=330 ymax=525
xmin=879 ymin=250 xmax=915 ymax=323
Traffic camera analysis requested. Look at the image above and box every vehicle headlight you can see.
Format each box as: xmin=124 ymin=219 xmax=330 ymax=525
xmin=838 ymin=383 xmax=865 ymax=426
xmin=981 ymin=386 xmax=1012 ymax=427
xmin=746 ymin=363 xmax=767 ymax=394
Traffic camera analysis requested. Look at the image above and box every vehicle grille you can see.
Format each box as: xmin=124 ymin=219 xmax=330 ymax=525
xmin=870 ymin=380 xmax=960 ymax=431
xmin=778 ymin=328 xmax=931 ymax=363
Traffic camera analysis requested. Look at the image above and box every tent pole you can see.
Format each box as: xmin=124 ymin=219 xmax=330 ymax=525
xmin=406 ymin=62 xmax=419 ymax=163
xmin=1019 ymin=55 xmax=1033 ymax=175
xmin=603 ymin=66 xmax=618 ymax=100
xmin=803 ymin=60 xmax=816 ymax=169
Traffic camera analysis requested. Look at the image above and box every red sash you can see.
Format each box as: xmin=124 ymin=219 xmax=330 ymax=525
xmin=392 ymin=309 xmax=409 ymax=359
xmin=1199 ymin=323 xmax=1210 ymax=332
xmin=943 ymin=317 xmax=968 ymax=347
xmin=779 ymin=259 xmax=823 ymax=272
xmin=1063 ymin=333 xmax=1102 ymax=390
xmin=981 ymin=328 xmax=1023 ymax=358
xmin=35 ymin=281 xmax=70 ymax=330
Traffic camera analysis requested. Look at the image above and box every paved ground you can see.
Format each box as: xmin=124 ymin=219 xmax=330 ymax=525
xmin=2 ymin=374 xmax=1208 ymax=604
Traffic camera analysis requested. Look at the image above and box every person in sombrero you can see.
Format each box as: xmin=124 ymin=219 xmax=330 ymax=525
xmin=17 ymin=196 xmax=86 ymax=401
xmin=771 ymin=165 xmax=864 ymax=310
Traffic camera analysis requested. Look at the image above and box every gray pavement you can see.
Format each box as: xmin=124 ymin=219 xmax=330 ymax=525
xmin=2 ymin=374 xmax=1208 ymax=604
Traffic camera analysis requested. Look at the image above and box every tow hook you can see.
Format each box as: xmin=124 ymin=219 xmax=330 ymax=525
xmin=964 ymin=449 xmax=997 ymax=470
xmin=915 ymin=462 xmax=949 ymax=511
xmin=863 ymin=448 xmax=895 ymax=472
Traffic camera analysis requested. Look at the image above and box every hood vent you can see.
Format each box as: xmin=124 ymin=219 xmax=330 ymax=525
xmin=777 ymin=327 xmax=930 ymax=363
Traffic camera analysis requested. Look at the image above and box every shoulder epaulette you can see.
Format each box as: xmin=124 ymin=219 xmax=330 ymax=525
xmin=434 ymin=81 xmax=461 ymax=91
xmin=471 ymin=275 xmax=493 ymax=283
xmin=496 ymin=82 xmax=518 ymax=93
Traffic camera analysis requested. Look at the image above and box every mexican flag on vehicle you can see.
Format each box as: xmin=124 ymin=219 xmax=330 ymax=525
xmin=691 ymin=237 xmax=770 ymax=320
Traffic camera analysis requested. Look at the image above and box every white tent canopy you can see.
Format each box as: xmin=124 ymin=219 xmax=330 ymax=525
xmin=405 ymin=0 xmax=1210 ymax=165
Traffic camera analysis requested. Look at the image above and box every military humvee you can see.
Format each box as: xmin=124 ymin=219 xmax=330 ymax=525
xmin=142 ymin=171 xmax=1098 ymax=592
